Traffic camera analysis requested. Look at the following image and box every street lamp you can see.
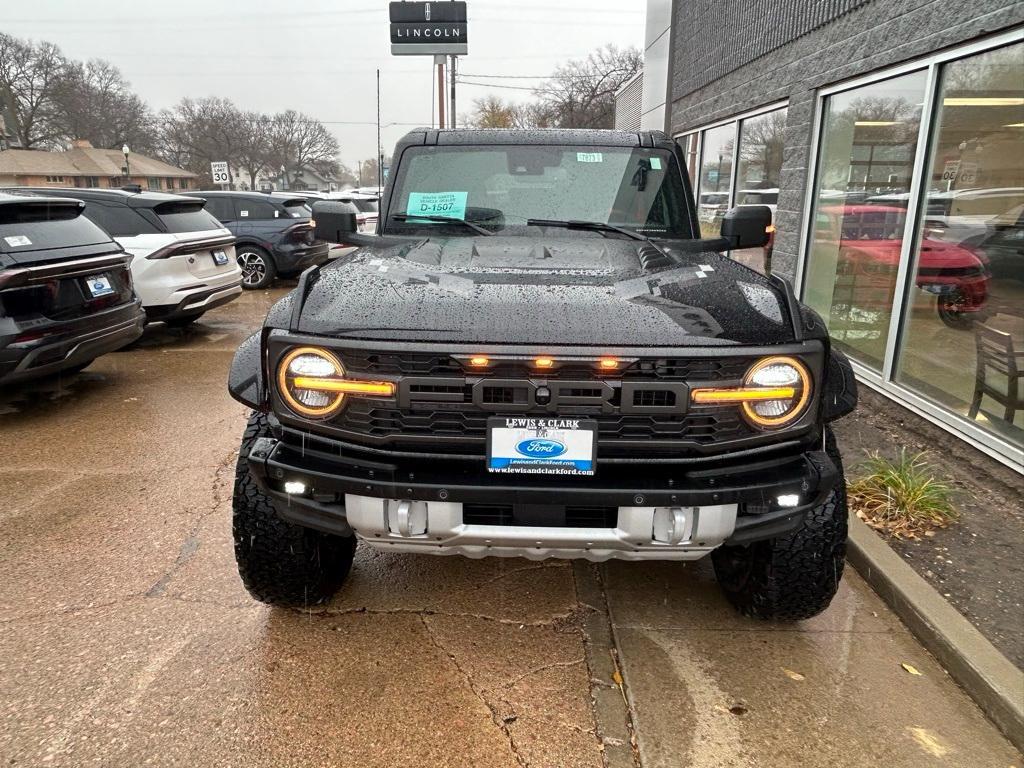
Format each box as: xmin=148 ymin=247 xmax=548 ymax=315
xmin=122 ymin=144 xmax=130 ymax=180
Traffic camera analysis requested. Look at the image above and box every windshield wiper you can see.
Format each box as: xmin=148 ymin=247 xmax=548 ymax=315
xmin=526 ymin=218 xmax=647 ymax=241
xmin=391 ymin=213 xmax=493 ymax=236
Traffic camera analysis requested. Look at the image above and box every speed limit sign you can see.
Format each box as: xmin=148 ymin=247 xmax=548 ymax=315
xmin=210 ymin=161 xmax=230 ymax=185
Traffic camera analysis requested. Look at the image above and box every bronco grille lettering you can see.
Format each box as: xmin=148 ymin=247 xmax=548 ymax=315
xmin=397 ymin=376 xmax=689 ymax=414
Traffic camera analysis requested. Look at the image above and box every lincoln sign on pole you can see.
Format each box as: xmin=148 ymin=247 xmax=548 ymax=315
xmin=389 ymin=2 xmax=467 ymax=55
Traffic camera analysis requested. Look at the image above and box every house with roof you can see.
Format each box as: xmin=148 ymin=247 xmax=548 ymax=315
xmin=0 ymin=140 xmax=197 ymax=191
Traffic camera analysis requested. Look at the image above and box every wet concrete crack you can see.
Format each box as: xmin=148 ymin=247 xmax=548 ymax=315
xmin=506 ymin=657 xmax=586 ymax=688
xmin=145 ymin=448 xmax=236 ymax=598
xmin=420 ymin=614 xmax=530 ymax=767
xmin=468 ymin=563 xmax=567 ymax=590
xmin=303 ymin=605 xmax=579 ymax=628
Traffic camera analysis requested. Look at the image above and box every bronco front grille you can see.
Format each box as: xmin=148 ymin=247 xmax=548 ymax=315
xmin=296 ymin=348 xmax=765 ymax=456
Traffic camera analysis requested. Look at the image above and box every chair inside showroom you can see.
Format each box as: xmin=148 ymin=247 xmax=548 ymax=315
xmin=969 ymin=322 xmax=1023 ymax=425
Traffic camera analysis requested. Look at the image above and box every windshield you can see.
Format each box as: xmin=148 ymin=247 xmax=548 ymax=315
xmin=385 ymin=145 xmax=690 ymax=237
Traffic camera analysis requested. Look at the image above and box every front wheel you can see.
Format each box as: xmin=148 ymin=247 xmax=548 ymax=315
xmin=233 ymin=412 xmax=356 ymax=606
xmin=236 ymin=246 xmax=276 ymax=290
xmin=712 ymin=430 xmax=847 ymax=621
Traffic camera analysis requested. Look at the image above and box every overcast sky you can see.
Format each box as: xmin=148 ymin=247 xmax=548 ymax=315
xmin=3 ymin=0 xmax=646 ymax=169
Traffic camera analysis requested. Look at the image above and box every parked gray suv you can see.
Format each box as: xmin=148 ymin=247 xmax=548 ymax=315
xmin=185 ymin=191 xmax=329 ymax=289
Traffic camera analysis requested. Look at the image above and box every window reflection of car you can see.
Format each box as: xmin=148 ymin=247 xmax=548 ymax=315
xmin=735 ymin=188 xmax=779 ymax=215
xmin=866 ymin=187 xmax=1024 ymax=248
xmin=818 ymin=204 xmax=989 ymax=328
xmin=973 ymin=203 xmax=1024 ymax=286
xmin=697 ymin=192 xmax=729 ymax=224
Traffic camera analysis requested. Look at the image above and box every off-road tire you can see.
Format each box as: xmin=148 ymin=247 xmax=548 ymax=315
xmin=233 ymin=412 xmax=356 ymax=606
xmin=236 ymin=245 xmax=276 ymax=290
xmin=712 ymin=429 xmax=847 ymax=621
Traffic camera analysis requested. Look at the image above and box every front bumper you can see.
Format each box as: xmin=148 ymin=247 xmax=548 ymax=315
xmin=244 ymin=433 xmax=838 ymax=560
xmin=0 ymin=301 xmax=145 ymax=385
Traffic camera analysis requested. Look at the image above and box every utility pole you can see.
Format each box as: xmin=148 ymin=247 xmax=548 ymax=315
xmin=449 ymin=55 xmax=457 ymax=129
xmin=435 ymin=54 xmax=446 ymax=129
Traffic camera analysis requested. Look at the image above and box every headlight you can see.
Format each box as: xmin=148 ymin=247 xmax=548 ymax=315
xmin=276 ymin=346 xmax=395 ymax=419
xmin=691 ymin=356 xmax=811 ymax=430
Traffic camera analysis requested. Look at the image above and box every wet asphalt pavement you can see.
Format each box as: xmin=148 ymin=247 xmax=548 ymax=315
xmin=1 ymin=287 xmax=1020 ymax=767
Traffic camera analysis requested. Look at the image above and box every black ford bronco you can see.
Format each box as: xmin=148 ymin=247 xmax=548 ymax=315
xmin=228 ymin=129 xmax=857 ymax=620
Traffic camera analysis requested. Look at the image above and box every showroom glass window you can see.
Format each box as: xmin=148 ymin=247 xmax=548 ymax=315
xmin=696 ymin=123 xmax=735 ymax=238
xmin=802 ymin=70 xmax=929 ymax=370
xmin=680 ymin=132 xmax=699 ymax=188
xmin=895 ymin=42 xmax=1023 ymax=449
xmin=733 ymin=107 xmax=788 ymax=272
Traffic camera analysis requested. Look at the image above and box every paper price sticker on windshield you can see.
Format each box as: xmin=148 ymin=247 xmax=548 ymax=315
xmin=407 ymin=191 xmax=468 ymax=219
xmin=576 ymin=152 xmax=603 ymax=163
xmin=4 ymin=235 xmax=31 ymax=247
xmin=649 ymin=157 xmax=663 ymax=170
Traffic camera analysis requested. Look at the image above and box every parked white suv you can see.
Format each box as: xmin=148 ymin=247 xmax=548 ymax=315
xmin=7 ymin=188 xmax=243 ymax=326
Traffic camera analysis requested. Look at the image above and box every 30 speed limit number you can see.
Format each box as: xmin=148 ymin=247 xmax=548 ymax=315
xmin=210 ymin=161 xmax=230 ymax=184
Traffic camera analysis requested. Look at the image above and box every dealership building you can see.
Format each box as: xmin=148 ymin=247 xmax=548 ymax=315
xmin=629 ymin=0 xmax=1024 ymax=469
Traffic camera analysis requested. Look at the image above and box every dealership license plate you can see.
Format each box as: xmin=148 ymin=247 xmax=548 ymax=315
xmin=212 ymin=250 xmax=229 ymax=266
xmin=487 ymin=417 xmax=597 ymax=476
xmin=85 ymin=274 xmax=114 ymax=298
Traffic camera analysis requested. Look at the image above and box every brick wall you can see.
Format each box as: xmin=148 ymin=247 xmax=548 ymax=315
xmin=668 ymin=0 xmax=1024 ymax=280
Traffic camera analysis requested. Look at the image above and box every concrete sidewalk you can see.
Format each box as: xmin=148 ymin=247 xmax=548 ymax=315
xmin=602 ymin=559 xmax=1022 ymax=768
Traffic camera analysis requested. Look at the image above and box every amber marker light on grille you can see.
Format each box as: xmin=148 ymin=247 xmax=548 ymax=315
xmin=469 ymin=356 xmax=490 ymax=366
xmin=534 ymin=356 xmax=555 ymax=368
xmin=599 ymin=357 xmax=620 ymax=370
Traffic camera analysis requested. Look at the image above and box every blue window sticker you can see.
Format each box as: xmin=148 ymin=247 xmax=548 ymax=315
xmin=649 ymin=157 xmax=663 ymax=170
xmin=406 ymin=191 xmax=468 ymax=219
xmin=576 ymin=152 xmax=603 ymax=163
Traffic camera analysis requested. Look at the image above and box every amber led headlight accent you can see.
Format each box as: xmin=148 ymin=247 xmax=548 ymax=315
xmin=691 ymin=356 xmax=811 ymax=429
xmin=277 ymin=346 xmax=395 ymax=419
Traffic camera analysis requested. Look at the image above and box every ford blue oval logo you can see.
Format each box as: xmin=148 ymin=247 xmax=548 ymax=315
xmin=515 ymin=439 xmax=566 ymax=458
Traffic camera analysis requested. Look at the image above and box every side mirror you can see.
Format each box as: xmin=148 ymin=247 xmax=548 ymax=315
xmin=720 ymin=205 xmax=772 ymax=249
xmin=311 ymin=200 xmax=359 ymax=244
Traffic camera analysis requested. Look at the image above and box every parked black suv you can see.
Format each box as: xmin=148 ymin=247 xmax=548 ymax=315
xmin=1 ymin=193 xmax=144 ymax=385
xmin=227 ymin=129 xmax=858 ymax=621
xmin=184 ymin=191 xmax=329 ymax=289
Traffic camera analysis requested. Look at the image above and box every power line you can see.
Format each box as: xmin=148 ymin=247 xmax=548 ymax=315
xmin=455 ymin=80 xmax=542 ymax=91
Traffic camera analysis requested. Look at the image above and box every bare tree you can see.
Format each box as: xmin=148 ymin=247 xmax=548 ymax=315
xmin=51 ymin=59 xmax=157 ymax=151
xmin=234 ymin=111 xmax=274 ymax=190
xmin=0 ymin=33 xmax=66 ymax=148
xmin=464 ymin=95 xmax=552 ymax=129
xmin=157 ymin=97 xmax=247 ymax=185
xmin=271 ymin=110 xmax=340 ymax=188
xmin=534 ymin=44 xmax=641 ymax=129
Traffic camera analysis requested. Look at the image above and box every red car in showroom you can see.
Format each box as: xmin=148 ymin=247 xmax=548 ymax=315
xmin=817 ymin=204 xmax=989 ymax=328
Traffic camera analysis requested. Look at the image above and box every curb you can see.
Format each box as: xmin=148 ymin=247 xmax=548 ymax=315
xmin=846 ymin=513 xmax=1024 ymax=752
